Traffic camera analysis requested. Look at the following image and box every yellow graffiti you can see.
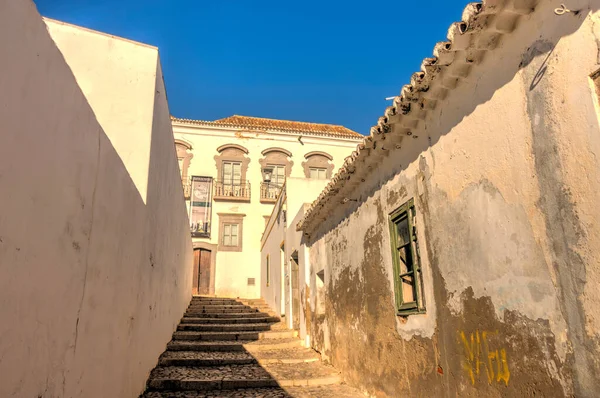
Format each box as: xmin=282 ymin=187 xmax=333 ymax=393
xmin=460 ymin=330 xmax=510 ymax=386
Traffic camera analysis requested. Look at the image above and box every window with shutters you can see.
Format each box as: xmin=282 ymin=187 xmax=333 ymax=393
xmin=270 ymin=165 xmax=286 ymax=186
xmin=223 ymin=161 xmax=242 ymax=187
xmin=222 ymin=223 xmax=239 ymax=246
xmin=261 ymin=164 xmax=286 ymax=202
xmin=309 ymin=167 xmax=327 ymax=180
xmin=389 ymin=198 xmax=425 ymax=315
xmin=259 ymin=148 xmax=293 ymax=203
xmin=218 ymin=213 xmax=245 ymax=252
xmin=214 ymin=144 xmax=250 ymax=201
xmin=302 ymin=152 xmax=334 ymax=179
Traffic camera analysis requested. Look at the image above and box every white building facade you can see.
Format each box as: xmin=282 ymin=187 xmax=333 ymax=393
xmin=172 ymin=115 xmax=362 ymax=298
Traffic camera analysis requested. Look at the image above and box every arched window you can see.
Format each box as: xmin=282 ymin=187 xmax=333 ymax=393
xmin=213 ymin=144 xmax=251 ymax=200
xmin=302 ymin=151 xmax=334 ymax=179
xmin=259 ymin=148 xmax=293 ymax=202
xmin=174 ymin=139 xmax=193 ymax=179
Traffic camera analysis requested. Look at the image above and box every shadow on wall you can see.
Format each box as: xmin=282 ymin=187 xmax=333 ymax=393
xmin=0 ymin=1 xmax=192 ymax=397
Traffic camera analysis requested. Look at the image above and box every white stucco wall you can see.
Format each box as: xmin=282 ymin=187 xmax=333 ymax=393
xmin=173 ymin=121 xmax=361 ymax=298
xmin=260 ymin=178 xmax=328 ymax=343
xmin=0 ymin=3 xmax=192 ymax=397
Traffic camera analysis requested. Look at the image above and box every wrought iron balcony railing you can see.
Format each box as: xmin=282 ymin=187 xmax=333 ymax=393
xmin=213 ymin=180 xmax=251 ymax=201
xmin=260 ymin=182 xmax=283 ymax=203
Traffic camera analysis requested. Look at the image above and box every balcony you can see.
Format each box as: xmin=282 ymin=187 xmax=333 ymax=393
xmin=213 ymin=180 xmax=251 ymax=202
xmin=260 ymin=182 xmax=283 ymax=204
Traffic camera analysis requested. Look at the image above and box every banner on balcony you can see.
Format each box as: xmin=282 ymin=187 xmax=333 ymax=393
xmin=190 ymin=176 xmax=213 ymax=238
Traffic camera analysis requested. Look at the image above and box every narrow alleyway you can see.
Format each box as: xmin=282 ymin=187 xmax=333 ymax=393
xmin=141 ymin=296 xmax=364 ymax=397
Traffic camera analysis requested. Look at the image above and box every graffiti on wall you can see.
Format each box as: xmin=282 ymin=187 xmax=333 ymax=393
xmin=460 ymin=330 xmax=510 ymax=386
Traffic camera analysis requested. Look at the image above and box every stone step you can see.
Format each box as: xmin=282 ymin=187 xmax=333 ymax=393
xmin=239 ymin=301 xmax=268 ymax=306
xmin=167 ymin=340 xmax=246 ymax=352
xmin=147 ymin=364 xmax=278 ymax=391
xmin=188 ymin=302 xmax=246 ymax=307
xmin=146 ymin=362 xmax=342 ymax=391
xmin=142 ymin=388 xmax=291 ymax=397
xmin=243 ymin=338 xmax=303 ymax=352
xmin=172 ymin=330 xmax=297 ymax=341
xmin=187 ymin=304 xmax=249 ymax=309
xmin=181 ymin=316 xmax=280 ymax=324
xmin=259 ymin=330 xmax=297 ymax=339
xmin=252 ymin=347 xmax=321 ymax=364
xmin=189 ymin=300 xmax=270 ymax=308
xmin=143 ymin=384 xmax=366 ymax=397
xmin=191 ymin=297 xmax=243 ymax=302
xmin=183 ymin=312 xmax=270 ymax=319
xmin=262 ymin=361 xmax=342 ymax=387
xmin=189 ymin=301 xmax=243 ymax=305
xmin=177 ymin=323 xmax=272 ymax=332
xmin=173 ymin=331 xmax=260 ymax=341
xmin=185 ymin=308 xmax=261 ymax=314
xmin=187 ymin=306 xmax=272 ymax=313
xmin=158 ymin=351 xmax=257 ymax=366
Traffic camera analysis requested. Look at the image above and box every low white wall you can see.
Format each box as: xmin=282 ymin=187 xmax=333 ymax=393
xmin=261 ymin=178 xmax=328 ymax=335
xmin=261 ymin=190 xmax=287 ymax=315
xmin=0 ymin=2 xmax=192 ymax=397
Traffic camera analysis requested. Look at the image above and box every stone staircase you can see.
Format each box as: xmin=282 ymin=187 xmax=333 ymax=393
xmin=141 ymin=296 xmax=364 ymax=397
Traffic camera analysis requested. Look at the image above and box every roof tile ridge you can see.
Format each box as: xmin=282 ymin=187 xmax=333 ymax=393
xmin=297 ymin=0 xmax=540 ymax=234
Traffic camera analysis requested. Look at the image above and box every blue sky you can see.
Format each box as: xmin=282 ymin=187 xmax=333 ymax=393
xmin=36 ymin=0 xmax=467 ymax=135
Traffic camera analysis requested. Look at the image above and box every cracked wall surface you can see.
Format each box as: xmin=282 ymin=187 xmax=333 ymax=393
xmin=306 ymin=2 xmax=600 ymax=397
xmin=0 ymin=2 xmax=193 ymax=397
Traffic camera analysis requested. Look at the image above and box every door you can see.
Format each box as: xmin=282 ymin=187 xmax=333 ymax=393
xmin=194 ymin=248 xmax=212 ymax=295
xmin=290 ymin=252 xmax=300 ymax=331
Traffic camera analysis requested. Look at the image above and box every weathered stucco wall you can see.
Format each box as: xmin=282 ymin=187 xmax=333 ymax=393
xmin=0 ymin=2 xmax=192 ymax=397
xmin=308 ymin=2 xmax=600 ymax=397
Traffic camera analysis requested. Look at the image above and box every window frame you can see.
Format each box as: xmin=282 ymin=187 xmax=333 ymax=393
xmin=309 ymin=167 xmax=327 ymax=180
xmin=222 ymin=223 xmax=239 ymax=247
xmin=217 ymin=213 xmax=245 ymax=252
xmin=268 ymin=164 xmax=286 ymax=186
xmin=222 ymin=161 xmax=242 ymax=187
xmin=302 ymin=152 xmax=334 ymax=179
xmin=388 ymin=198 xmax=425 ymax=316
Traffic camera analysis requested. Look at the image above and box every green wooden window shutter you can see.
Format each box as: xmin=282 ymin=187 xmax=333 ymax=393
xmin=389 ymin=198 xmax=425 ymax=315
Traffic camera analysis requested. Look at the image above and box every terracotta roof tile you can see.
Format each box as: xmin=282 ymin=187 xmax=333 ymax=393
xmin=297 ymin=0 xmax=541 ymax=234
xmin=215 ymin=115 xmax=362 ymax=138
xmin=172 ymin=115 xmax=363 ymax=139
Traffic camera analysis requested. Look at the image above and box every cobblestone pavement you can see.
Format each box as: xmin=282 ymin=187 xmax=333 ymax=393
xmin=141 ymin=296 xmax=365 ymax=397
xmin=150 ymin=364 xmax=273 ymax=381
xmin=160 ymin=351 xmax=255 ymax=361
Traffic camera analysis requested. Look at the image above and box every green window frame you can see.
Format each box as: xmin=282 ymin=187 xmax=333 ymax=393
xmin=388 ymin=198 xmax=425 ymax=315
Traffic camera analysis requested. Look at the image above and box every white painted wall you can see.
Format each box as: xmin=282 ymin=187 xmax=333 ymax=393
xmin=260 ymin=178 xmax=328 ymax=343
xmin=0 ymin=3 xmax=192 ymax=397
xmin=173 ymin=121 xmax=361 ymax=298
